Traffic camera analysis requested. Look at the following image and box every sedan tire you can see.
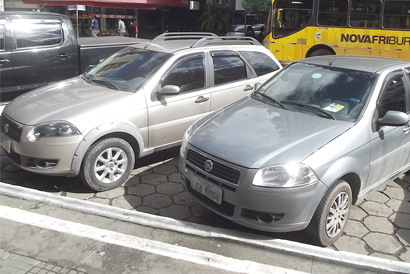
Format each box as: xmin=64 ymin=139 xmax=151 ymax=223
xmin=306 ymin=180 xmax=352 ymax=246
xmin=80 ymin=138 xmax=135 ymax=191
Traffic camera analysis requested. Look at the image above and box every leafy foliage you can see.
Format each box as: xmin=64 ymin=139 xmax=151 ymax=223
xmin=200 ymin=0 xmax=230 ymax=35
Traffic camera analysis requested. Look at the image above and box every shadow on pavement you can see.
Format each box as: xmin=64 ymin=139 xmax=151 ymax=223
xmin=392 ymin=176 xmax=410 ymax=247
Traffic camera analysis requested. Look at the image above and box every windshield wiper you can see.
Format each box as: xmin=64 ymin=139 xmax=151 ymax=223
xmin=281 ymin=101 xmax=335 ymax=120
xmin=92 ymin=79 xmax=120 ymax=90
xmin=252 ymin=92 xmax=284 ymax=109
xmin=82 ymin=73 xmax=93 ymax=84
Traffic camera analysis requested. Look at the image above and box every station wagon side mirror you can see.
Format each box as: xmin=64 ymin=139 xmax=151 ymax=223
xmin=158 ymin=85 xmax=180 ymax=95
xmin=254 ymin=82 xmax=262 ymax=91
xmin=378 ymin=110 xmax=409 ymax=127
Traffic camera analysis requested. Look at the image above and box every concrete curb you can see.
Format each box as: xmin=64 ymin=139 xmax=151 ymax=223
xmin=1 ymin=182 xmax=409 ymax=274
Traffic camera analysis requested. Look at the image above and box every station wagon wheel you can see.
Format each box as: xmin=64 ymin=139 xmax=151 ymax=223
xmin=80 ymin=138 xmax=135 ymax=192
xmin=306 ymin=180 xmax=352 ymax=246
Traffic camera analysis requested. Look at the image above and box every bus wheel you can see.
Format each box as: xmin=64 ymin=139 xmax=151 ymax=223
xmin=310 ymin=49 xmax=333 ymax=57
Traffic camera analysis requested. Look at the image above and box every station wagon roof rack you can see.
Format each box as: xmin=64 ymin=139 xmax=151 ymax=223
xmin=191 ymin=36 xmax=260 ymax=48
xmin=152 ymin=32 xmax=218 ymax=41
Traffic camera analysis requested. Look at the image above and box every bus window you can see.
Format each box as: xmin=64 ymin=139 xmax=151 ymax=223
xmin=264 ymin=0 xmax=410 ymax=63
xmin=350 ymin=0 xmax=381 ymax=28
xmin=383 ymin=1 xmax=410 ymax=29
xmin=318 ymin=0 xmax=348 ymax=26
xmin=272 ymin=0 xmax=313 ymax=38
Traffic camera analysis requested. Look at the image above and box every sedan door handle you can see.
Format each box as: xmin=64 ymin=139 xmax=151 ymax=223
xmin=195 ymin=96 xmax=209 ymax=103
xmin=244 ymin=85 xmax=253 ymax=91
xmin=57 ymin=53 xmax=70 ymax=59
xmin=0 ymin=58 xmax=10 ymax=65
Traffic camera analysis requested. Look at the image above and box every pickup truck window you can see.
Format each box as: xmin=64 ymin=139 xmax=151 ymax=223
xmin=0 ymin=24 xmax=4 ymax=50
xmin=14 ymin=19 xmax=62 ymax=49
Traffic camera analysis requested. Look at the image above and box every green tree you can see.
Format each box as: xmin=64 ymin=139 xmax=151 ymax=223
xmin=200 ymin=0 xmax=230 ymax=35
xmin=251 ymin=2 xmax=270 ymax=24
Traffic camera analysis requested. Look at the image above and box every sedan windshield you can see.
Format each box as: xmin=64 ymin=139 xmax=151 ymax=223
xmin=85 ymin=47 xmax=170 ymax=91
xmin=255 ymin=63 xmax=377 ymax=121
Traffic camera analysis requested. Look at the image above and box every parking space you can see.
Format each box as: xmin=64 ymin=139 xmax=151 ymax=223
xmin=0 ymin=147 xmax=409 ymax=263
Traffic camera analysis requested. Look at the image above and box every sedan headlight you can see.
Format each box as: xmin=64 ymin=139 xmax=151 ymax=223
xmin=252 ymin=163 xmax=318 ymax=188
xmin=180 ymin=125 xmax=192 ymax=158
xmin=27 ymin=121 xmax=81 ymax=141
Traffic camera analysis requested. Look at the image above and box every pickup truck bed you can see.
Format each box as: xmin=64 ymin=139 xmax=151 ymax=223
xmin=78 ymin=37 xmax=149 ymax=73
xmin=0 ymin=11 xmax=148 ymax=102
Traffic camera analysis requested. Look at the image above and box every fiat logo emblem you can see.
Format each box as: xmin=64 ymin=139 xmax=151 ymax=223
xmin=4 ymin=123 xmax=9 ymax=133
xmin=204 ymin=159 xmax=213 ymax=172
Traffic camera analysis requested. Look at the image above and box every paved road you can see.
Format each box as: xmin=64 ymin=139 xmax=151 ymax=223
xmin=0 ymin=146 xmax=409 ymax=266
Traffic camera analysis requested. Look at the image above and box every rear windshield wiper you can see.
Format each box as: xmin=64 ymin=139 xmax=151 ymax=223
xmin=92 ymin=79 xmax=120 ymax=91
xmin=252 ymin=92 xmax=284 ymax=109
xmin=281 ymin=101 xmax=335 ymax=120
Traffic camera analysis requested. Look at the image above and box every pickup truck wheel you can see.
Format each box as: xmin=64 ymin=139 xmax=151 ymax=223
xmin=80 ymin=138 xmax=135 ymax=191
xmin=306 ymin=180 xmax=352 ymax=246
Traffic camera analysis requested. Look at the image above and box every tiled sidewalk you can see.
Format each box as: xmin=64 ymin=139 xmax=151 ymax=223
xmin=0 ymin=249 xmax=86 ymax=274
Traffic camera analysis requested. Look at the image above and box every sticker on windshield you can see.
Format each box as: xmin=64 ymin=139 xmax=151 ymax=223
xmin=323 ymin=103 xmax=345 ymax=112
xmin=311 ymin=73 xmax=322 ymax=79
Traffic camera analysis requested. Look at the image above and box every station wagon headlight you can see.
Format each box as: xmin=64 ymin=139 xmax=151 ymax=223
xmin=28 ymin=121 xmax=81 ymax=141
xmin=252 ymin=163 xmax=318 ymax=188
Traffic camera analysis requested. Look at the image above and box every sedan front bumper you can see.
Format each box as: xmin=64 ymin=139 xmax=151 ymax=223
xmin=179 ymin=147 xmax=327 ymax=232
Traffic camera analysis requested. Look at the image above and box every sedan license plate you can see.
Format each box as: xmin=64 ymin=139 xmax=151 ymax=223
xmin=191 ymin=175 xmax=223 ymax=204
xmin=0 ymin=135 xmax=11 ymax=154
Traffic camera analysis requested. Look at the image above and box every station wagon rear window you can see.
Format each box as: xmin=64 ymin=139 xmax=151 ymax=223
xmin=240 ymin=51 xmax=280 ymax=76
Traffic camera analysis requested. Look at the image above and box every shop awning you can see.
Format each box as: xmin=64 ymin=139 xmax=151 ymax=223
xmin=23 ymin=0 xmax=189 ymax=9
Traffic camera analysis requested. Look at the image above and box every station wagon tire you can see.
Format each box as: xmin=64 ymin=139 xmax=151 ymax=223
xmin=306 ymin=180 xmax=352 ymax=246
xmin=80 ymin=138 xmax=135 ymax=192
xmin=310 ymin=49 xmax=333 ymax=57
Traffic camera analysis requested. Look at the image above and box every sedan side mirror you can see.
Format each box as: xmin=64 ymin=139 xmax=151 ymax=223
xmin=158 ymin=85 xmax=180 ymax=95
xmin=378 ymin=110 xmax=409 ymax=127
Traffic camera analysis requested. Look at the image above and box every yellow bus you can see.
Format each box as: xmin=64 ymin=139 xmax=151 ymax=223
xmin=263 ymin=0 xmax=410 ymax=64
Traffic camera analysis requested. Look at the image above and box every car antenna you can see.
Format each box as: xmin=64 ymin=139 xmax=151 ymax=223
xmin=328 ymin=55 xmax=336 ymax=66
xmin=329 ymin=40 xmax=350 ymax=66
xmin=37 ymin=3 xmax=47 ymax=11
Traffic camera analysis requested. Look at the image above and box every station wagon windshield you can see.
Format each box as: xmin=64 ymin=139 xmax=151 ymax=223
xmin=85 ymin=47 xmax=170 ymax=91
xmin=255 ymin=63 xmax=377 ymax=121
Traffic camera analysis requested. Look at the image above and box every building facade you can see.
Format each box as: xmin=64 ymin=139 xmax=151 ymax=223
xmin=5 ymin=0 xmax=203 ymax=38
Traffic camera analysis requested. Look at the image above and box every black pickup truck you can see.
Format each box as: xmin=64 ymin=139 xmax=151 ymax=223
xmin=0 ymin=11 xmax=142 ymax=102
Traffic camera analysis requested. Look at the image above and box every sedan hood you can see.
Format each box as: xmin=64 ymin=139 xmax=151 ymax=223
xmin=189 ymin=97 xmax=354 ymax=168
xmin=5 ymin=77 xmax=133 ymax=125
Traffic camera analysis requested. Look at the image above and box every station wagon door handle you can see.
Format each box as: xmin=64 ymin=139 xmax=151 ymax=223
xmin=404 ymin=125 xmax=410 ymax=133
xmin=0 ymin=58 xmax=10 ymax=65
xmin=244 ymin=85 xmax=253 ymax=91
xmin=195 ymin=96 xmax=209 ymax=103
xmin=57 ymin=53 xmax=70 ymax=59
